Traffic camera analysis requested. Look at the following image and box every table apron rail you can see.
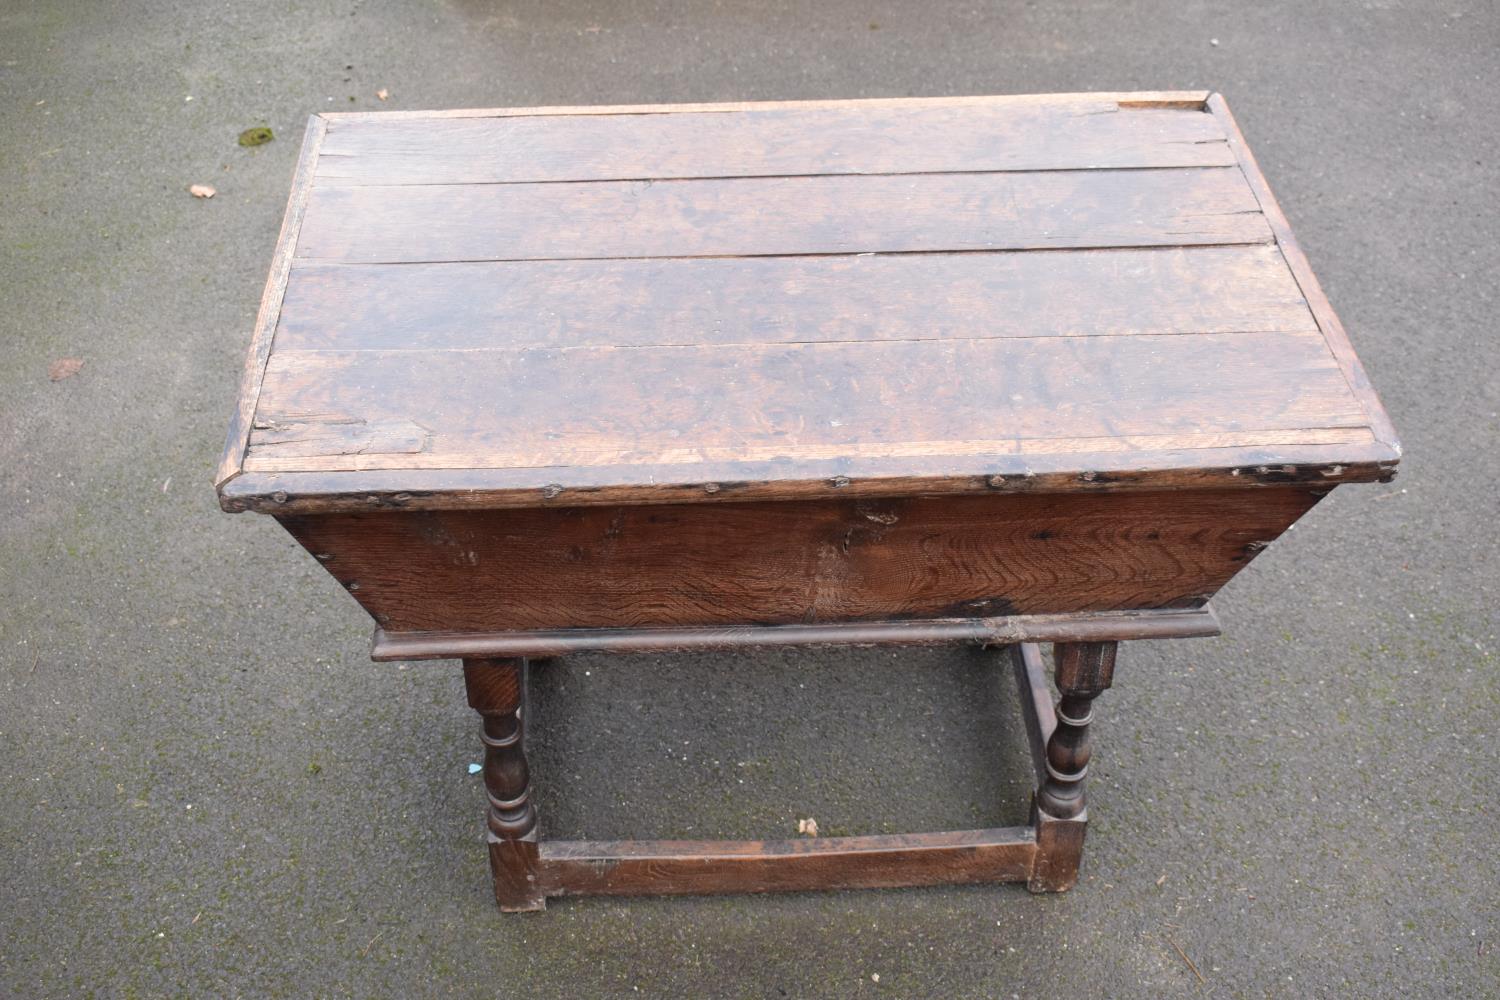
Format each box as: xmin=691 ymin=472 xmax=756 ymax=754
xmin=371 ymin=607 xmax=1219 ymax=660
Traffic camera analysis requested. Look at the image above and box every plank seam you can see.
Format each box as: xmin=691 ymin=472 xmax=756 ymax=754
xmin=265 ymin=327 xmax=1329 ymax=353
xmin=309 ymin=162 xmax=1236 ymax=187
xmin=290 ymin=241 xmax=1277 ymax=266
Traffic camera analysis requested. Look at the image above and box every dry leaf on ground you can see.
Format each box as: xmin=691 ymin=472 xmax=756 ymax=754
xmin=376 ymin=88 xmax=390 ymax=101
xmin=48 ymin=358 xmax=84 ymax=381
xmin=796 ymin=817 xmax=819 ymax=837
xmin=188 ymin=183 xmax=216 ymax=198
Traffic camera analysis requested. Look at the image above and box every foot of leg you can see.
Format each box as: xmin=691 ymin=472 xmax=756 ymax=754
xmin=1028 ymin=804 xmax=1088 ymax=892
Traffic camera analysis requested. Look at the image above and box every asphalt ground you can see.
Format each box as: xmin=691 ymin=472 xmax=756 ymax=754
xmin=2 ymin=1 xmax=1496 ymax=996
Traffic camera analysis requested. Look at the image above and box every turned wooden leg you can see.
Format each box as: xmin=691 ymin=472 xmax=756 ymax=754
xmin=1030 ymin=640 xmax=1117 ymax=892
xmin=463 ymin=657 xmax=544 ymax=911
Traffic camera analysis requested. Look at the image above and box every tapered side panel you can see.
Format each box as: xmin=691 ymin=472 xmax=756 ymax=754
xmin=278 ymin=487 xmax=1321 ymax=633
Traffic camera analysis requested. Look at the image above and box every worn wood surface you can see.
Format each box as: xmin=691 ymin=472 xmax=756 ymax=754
xmin=215 ymin=114 xmax=327 ymax=488
xmin=281 ymin=487 xmax=1315 ymax=634
xmin=1207 ymin=94 xmax=1401 ymax=448
xmin=320 ymin=91 xmax=1217 ymax=123
xmin=540 ymin=829 xmax=1038 ymax=899
xmin=222 ymin=441 xmax=1389 ymax=514
xmin=213 ymin=93 xmax=1405 ymax=910
xmin=217 ymin=92 xmax=1398 ymax=514
xmin=314 ymin=100 xmax=1236 ymax=186
xmin=1029 ymin=807 xmax=1089 ymax=893
xmin=295 ymin=168 xmax=1270 ymax=263
xmin=245 ymin=332 xmax=1362 ymax=475
xmin=274 ymin=245 xmax=1316 ymax=352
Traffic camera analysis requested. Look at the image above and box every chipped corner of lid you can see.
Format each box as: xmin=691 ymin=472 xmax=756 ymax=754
xmin=1115 ymin=90 xmax=1214 ymax=111
xmin=214 ymin=471 xmax=251 ymax=513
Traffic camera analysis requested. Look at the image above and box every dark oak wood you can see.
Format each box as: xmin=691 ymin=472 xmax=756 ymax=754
xmin=1011 ymin=643 xmax=1056 ymax=788
xmin=540 ymin=829 xmax=1038 ymax=898
xmin=217 ymin=93 xmax=1402 ymax=910
xmin=1029 ymin=808 xmax=1090 ymax=894
xmin=275 ymin=245 xmax=1316 ymax=353
xmin=217 ymin=93 xmax=1397 ymax=515
xmin=1037 ymin=642 xmax=1117 ymax=821
xmin=247 ymin=333 xmax=1362 ymax=474
xmin=280 ymin=488 xmax=1315 ymax=633
xmin=1011 ymin=640 xmax=1104 ymax=891
xmin=463 ymin=658 xmax=543 ymax=911
xmin=221 ymin=442 xmax=1393 ymax=515
xmin=438 ymin=641 xmax=1109 ymax=904
xmin=371 ymin=608 xmax=1220 ymax=661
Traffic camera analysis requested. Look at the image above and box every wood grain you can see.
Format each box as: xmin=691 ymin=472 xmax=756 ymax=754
xmin=214 ymin=94 xmax=1404 ymax=911
xmin=540 ymin=829 xmax=1037 ymax=898
xmin=279 ymin=487 xmax=1319 ymax=633
xmin=214 ymin=114 xmax=327 ymax=487
xmin=274 ymin=245 xmax=1316 ymax=353
xmin=315 ymin=102 xmax=1233 ymax=186
xmin=218 ymin=92 xmax=1398 ymax=516
xmin=1208 ymin=94 xmax=1401 ymax=453
xmin=293 ymin=167 xmax=1270 ymax=264
xmin=245 ymin=332 xmax=1365 ymax=474
xmin=222 ymin=437 xmax=1394 ymax=514
xmin=318 ymin=91 xmax=1213 ymax=124
xmin=1029 ymin=808 xmax=1089 ymax=893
